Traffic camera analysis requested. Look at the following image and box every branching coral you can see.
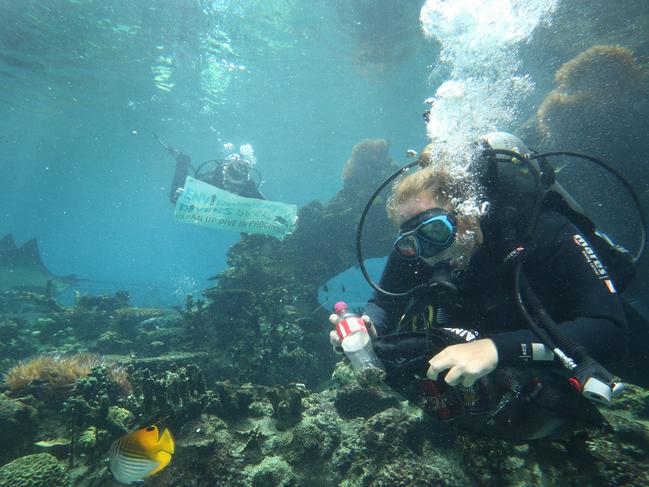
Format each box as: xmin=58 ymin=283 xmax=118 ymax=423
xmin=2 ymin=353 xmax=132 ymax=400
xmin=173 ymin=294 xmax=211 ymax=342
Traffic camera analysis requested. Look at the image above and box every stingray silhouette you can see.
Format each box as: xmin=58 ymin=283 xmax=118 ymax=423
xmin=0 ymin=234 xmax=78 ymax=296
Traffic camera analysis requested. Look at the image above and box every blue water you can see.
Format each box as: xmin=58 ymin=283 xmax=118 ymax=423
xmin=1 ymin=0 xmax=645 ymax=307
xmin=0 ymin=0 xmax=431 ymax=306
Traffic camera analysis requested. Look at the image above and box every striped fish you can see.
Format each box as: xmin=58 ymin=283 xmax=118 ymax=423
xmin=109 ymin=425 xmax=174 ymax=484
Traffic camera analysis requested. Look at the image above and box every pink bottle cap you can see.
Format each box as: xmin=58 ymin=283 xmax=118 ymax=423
xmin=333 ymin=301 xmax=348 ymax=315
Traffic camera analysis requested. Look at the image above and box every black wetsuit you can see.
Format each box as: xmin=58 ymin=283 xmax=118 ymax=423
xmin=169 ymin=156 xmax=264 ymax=203
xmin=365 ymin=210 xmax=628 ymax=369
xmin=200 ymin=164 xmax=265 ymax=200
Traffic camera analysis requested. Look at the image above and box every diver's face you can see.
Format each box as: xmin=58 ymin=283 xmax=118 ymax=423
xmin=397 ymin=192 xmax=482 ymax=269
xmin=225 ymin=160 xmax=249 ymax=180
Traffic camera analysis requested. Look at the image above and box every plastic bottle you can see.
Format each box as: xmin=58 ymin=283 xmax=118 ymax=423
xmin=332 ymin=301 xmax=384 ymax=373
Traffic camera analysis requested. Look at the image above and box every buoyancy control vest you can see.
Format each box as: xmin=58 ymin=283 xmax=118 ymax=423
xmin=475 ymin=133 xmax=639 ymax=292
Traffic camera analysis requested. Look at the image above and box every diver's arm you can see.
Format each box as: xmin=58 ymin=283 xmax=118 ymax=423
xmin=363 ymin=253 xmax=427 ymax=335
xmin=170 ymin=153 xmax=192 ymax=204
xmin=241 ymin=180 xmax=265 ymax=200
xmin=489 ymin=219 xmax=627 ymax=367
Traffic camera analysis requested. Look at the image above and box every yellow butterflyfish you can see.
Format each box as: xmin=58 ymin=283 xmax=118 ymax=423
xmin=108 ymin=425 xmax=174 ymax=484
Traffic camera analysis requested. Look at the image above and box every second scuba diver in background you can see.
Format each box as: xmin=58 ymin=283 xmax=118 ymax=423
xmin=333 ymin=132 xmax=649 ymax=440
xmin=154 ymin=133 xmax=265 ymax=203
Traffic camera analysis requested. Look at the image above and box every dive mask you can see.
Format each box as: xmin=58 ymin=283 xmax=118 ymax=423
xmin=393 ymin=209 xmax=457 ymax=260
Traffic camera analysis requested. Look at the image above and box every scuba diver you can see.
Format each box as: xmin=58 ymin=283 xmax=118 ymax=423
xmin=333 ymin=132 xmax=648 ymax=440
xmin=154 ymin=133 xmax=265 ymax=203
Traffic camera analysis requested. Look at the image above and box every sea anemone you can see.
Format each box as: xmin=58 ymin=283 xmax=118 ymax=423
xmin=2 ymin=353 xmax=131 ymax=400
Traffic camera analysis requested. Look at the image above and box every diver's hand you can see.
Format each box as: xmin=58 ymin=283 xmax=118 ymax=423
xmin=176 ymin=153 xmax=191 ymax=166
xmin=362 ymin=315 xmax=377 ymax=338
xmin=328 ymin=314 xmax=377 ymax=337
xmin=328 ymin=314 xmax=342 ymax=352
xmin=426 ymin=339 xmax=498 ymax=387
xmin=328 ymin=313 xmax=377 ymax=353
xmin=329 ymin=330 xmax=343 ymax=354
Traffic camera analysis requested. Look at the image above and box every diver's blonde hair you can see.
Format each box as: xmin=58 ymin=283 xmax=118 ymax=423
xmin=387 ymin=144 xmax=475 ymax=224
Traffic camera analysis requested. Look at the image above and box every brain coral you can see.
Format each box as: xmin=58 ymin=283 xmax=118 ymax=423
xmin=0 ymin=453 xmax=69 ymax=487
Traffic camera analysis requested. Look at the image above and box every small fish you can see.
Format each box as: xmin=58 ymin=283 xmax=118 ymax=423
xmin=109 ymin=425 xmax=174 ymax=485
xmin=341 ymin=284 xmax=346 ymax=293
xmin=323 ymin=284 xmax=329 ymax=293
xmin=138 ymin=316 xmax=171 ymax=328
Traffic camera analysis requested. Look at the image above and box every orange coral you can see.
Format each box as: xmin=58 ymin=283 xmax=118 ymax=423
xmin=554 ymin=45 xmax=645 ymax=95
xmin=2 ymin=353 xmax=131 ymax=399
xmin=536 ymin=44 xmax=649 ymax=154
xmin=342 ymin=139 xmax=392 ymax=188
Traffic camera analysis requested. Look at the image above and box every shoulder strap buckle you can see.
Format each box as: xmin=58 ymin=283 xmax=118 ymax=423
xmin=503 ymin=245 xmax=527 ymax=265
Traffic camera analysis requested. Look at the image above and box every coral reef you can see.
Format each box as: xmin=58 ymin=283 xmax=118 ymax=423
xmin=208 ymin=381 xmax=254 ymax=420
xmin=61 ymin=363 xmax=206 ymax=469
xmin=76 ymin=426 xmax=97 ymax=453
xmin=371 ymin=456 xmax=463 ymax=487
xmin=243 ymin=456 xmax=297 ymax=487
xmin=267 ymin=383 xmax=307 ymax=428
xmin=334 ymin=380 xmax=400 ymax=419
xmin=1 ymin=352 xmax=648 ymax=487
xmin=64 ymin=291 xmax=130 ymax=340
xmin=341 ymin=138 xmax=393 ymax=189
xmin=95 ymin=331 xmax=132 ymax=355
xmin=174 ymin=294 xmax=210 ymax=341
xmin=74 ymin=290 xmax=130 ymax=313
xmin=3 ymin=354 xmax=130 ymax=401
xmin=536 ymin=45 xmax=649 ymax=167
xmin=139 ymin=364 xmax=208 ymax=424
xmin=610 ymin=384 xmax=649 ymax=419
xmin=0 ymin=317 xmax=39 ymax=369
xmin=2 ymin=138 xmax=649 ymax=487
xmin=0 ymin=290 xmax=63 ymax=315
xmin=0 ymin=453 xmax=69 ymax=487
xmin=0 ymin=394 xmax=37 ymax=463
xmin=62 ymin=363 xmax=135 ymax=467
xmin=198 ymin=139 xmax=397 ymax=388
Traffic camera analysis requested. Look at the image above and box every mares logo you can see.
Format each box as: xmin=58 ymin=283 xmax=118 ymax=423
xmin=572 ymin=234 xmax=616 ymax=293
xmin=442 ymin=327 xmax=478 ymax=342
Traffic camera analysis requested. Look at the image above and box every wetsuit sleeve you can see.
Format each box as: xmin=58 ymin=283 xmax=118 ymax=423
xmin=241 ymin=180 xmax=265 ymax=199
xmin=363 ymin=253 xmax=428 ymax=335
xmin=489 ymin=220 xmax=627 ymax=367
xmin=170 ymin=154 xmax=192 ymax=204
